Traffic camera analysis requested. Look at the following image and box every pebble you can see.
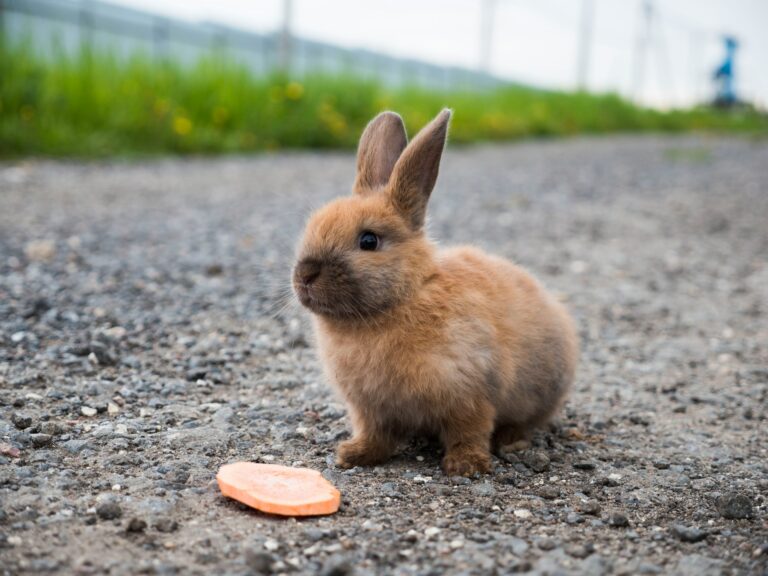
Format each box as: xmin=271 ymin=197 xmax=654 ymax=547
xmin=11 ymin=414 xmax=32 ymax=430
xmin=126 ymin=518 xmax=147 ymax=533
xmin=154 ymin=518 xmax=179 ymax=533
xmin=524 ymin=451 xmax=550 ymax=473
xmin=30 ymin=433 xmax=53 ymax=448
xmin=566 ymin=512 xmax=585 ymax=524
xmin=538 ymin=486 xmax=561 ymax=500
xmin=566 ymin=542 xmax=594 ymax=558
xmin=62 ymin=440 xmax=89 ymax=454
xmin=537 ymin=538 xmax=557 ymax=551
xmin=245 ymin=550 xmax=274 ymax=574
xmin=514 ymin=509 xmax=532 ymax=519
xmin=608 ymin=513 xmax=630 ymax=527
xmin=25 ymin=239 xmax=56 ymax=261
xmin=81 ymin=406 xmax=97 ymax=417
xmin=424 ymin=526 xmax=441 ymax=538
xmin=671 ymin=524 xmax=708 ymax=543
xmin=263 ymin=539 xmax=279 ymax=551
xmin=471 ymin=482 xmax=496 ymax=497
xmin=450 ymin=476 xmax=472 ymax=486
xmin=715 ymin=493 xmax=754 ymax=519
xmin=320 ymin=554 xmax=353 ymax=576
xmin=573 ymin=459 xmax=597 ymax=470
xmin=578 ymin=500 xmax=601 ymax=515
xmin=96 ymin=502 xmax=123 ymax=520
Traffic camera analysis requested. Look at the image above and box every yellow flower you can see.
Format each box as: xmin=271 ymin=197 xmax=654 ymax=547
xmin=212 ymin=106 xmax=229 ymax=125
xmin=285 ymin=82 xmax=304 ymax=101
xmin=154 ymin=99 xmax=169 ymax=116
xmin=173 ymin=116 xmax=193 ymax=136
xmin=317 ymin=102 xmax=347 ymax=137
xmin=20 ymin=105 xmax=35 ymax=121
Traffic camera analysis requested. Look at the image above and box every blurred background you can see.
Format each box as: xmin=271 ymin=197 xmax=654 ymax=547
xmin=1 ymin=0 xmax=766 ymax=156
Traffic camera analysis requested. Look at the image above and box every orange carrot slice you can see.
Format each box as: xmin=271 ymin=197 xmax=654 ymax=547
xmin=217 ymin=462 xmax=341 ymax=516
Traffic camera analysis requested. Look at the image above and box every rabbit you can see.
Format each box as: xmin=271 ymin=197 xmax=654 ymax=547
xmin=292 ymin=109 xmax=578 ymax=476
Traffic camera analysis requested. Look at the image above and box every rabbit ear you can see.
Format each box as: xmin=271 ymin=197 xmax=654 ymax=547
xmin=389 ymin=109 xmax=451 ymax=230
xmin=354 ymin=111 xmax=408 ymax=193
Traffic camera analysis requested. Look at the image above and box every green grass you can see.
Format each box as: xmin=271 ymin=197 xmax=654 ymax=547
xmin=1 ymin=39 xmax=766 ymax=158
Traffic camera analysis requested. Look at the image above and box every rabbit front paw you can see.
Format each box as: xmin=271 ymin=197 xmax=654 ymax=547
xmin=442 ymin=449 xmax=491 ymax=477
xmin=336 ymin=437 xmax=393 ymax=469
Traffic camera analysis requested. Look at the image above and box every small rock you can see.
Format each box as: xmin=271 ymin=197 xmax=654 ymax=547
xmin=245 ymin=550 xmax=273 ymax=574
xmin=107 ymin=403 xmax=120 ymax=415
xmin=671 ymin=524 xmax=708 ymax=543
xmin=380 ymin=482 xmax=400 ymax=497
xmin=675 ymin=554 xmax=725 ymax=576
xmin=471 ymin=482 xmax=495 ymax=497
xmin=96 ymin=502 xmax=122 ymax=520
xmin=81 ymin=406 xmax=97 ymax=417
xmin=566 ymin=512 xmax=585 ymax=524
xmin=154 ymin=518 xmax=178 ymax=533
xmin=30 ymin=433 xmax=53 ymax=448
xmin=11 ymin=414 xmax=32 ymax=430
xmin=62 ymin=440 xmax=89 ymax=454
xmin=566 ymin=543 xmax=594 ymax=559
xmin=573 ymin=460 xmax=596 ymax=470
xmin=25 ymin=239 xmax=56 ymax=262
xmin=0 ymin=443 xmax=20 ymax=458
xmin=607 ymin=513 xmax=629 ymax=527
xmin=449 ymin=539 xmax=464 ymax=549
xmin=538 ymin=486 xmax=560 ymax=500
xmin=320 ymin=554 xmax=353 ymax=576
xmin=514 ymin=509 xmax=532 ymax=519
xmin=598 ymin=475 xmax=621 ymax=487
xmin=524 ymin=451 xmax=550 ymax=473
xmin=263 ymin=539 xmax=279 ymax=552
xmin=578 ymin=500 xmax=601 ymax=515
xmin=424 ymin=526 xmax=440 ymax=538
xmin=126 ymin=518 xmax=147 ymax=533
xmin=537 ymin=538 xmax=557 ymax=551
xmin=715 ymin=493 xmax=754 ymax=519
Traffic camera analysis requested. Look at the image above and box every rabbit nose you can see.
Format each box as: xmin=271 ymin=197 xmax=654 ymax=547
xmin=296 ymin=259 xmax=322 ymax=286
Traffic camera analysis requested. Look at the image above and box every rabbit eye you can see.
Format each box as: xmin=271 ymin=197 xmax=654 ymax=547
xmin=359 ymin=231 xmax=379 ymax=251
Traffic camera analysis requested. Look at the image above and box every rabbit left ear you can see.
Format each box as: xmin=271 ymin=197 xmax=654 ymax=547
xmin=389 ymin=109 xmax=451 ymax=230
xmin=354 ymin=111 xmax=408 ymax=193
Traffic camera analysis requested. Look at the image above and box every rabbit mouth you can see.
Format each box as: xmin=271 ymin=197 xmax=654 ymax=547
xmin=293 ymin=282 xmax=332 ymax=313
xmin=294 ymin=282 xmax=379 ymax=319
xmin=294 ymin=284 xmax=346 ymax=317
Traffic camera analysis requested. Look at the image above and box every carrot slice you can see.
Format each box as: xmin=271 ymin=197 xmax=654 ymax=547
xmin=217 ymin=462 xmax=341 ymax=516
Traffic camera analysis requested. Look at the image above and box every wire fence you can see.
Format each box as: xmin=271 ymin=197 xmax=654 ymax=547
xmin=1 ymin=0 xmax=510 ymax=91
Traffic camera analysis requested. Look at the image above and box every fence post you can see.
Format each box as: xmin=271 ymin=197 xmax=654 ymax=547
xmin=153 ymin=16 xmax=168 ymax=61
xmin=277 ymin=0 xmax=292 ymax=73
xmin=79 ymin=0 xmax=94 ymax=48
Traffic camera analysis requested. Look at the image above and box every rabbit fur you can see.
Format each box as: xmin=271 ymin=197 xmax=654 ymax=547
xmin=292 ymin=109 xmax=578 ymax=476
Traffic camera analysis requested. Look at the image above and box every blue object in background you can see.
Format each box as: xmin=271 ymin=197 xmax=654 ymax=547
xmin=713 ymin=36 xmax=738 ymax=106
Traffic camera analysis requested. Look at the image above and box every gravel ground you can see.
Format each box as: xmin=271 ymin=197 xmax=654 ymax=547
xmin=1 ymin=136 xmax=767 ymax=576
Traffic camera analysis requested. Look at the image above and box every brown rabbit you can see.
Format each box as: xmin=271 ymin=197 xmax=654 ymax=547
xmin=292 ymin=109 xmax=578 ymax=476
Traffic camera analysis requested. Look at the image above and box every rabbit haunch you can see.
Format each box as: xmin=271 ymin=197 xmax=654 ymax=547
xmin=292 ymin=109 xmax=578 ymax=476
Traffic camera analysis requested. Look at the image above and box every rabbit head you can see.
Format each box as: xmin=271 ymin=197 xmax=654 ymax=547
xmin=292 ymin=109 xmax=451 ymax=320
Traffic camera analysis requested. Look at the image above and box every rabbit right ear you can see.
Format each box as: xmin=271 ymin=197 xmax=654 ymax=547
xmin=354 ymin=111 xmax=408 ymax=194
